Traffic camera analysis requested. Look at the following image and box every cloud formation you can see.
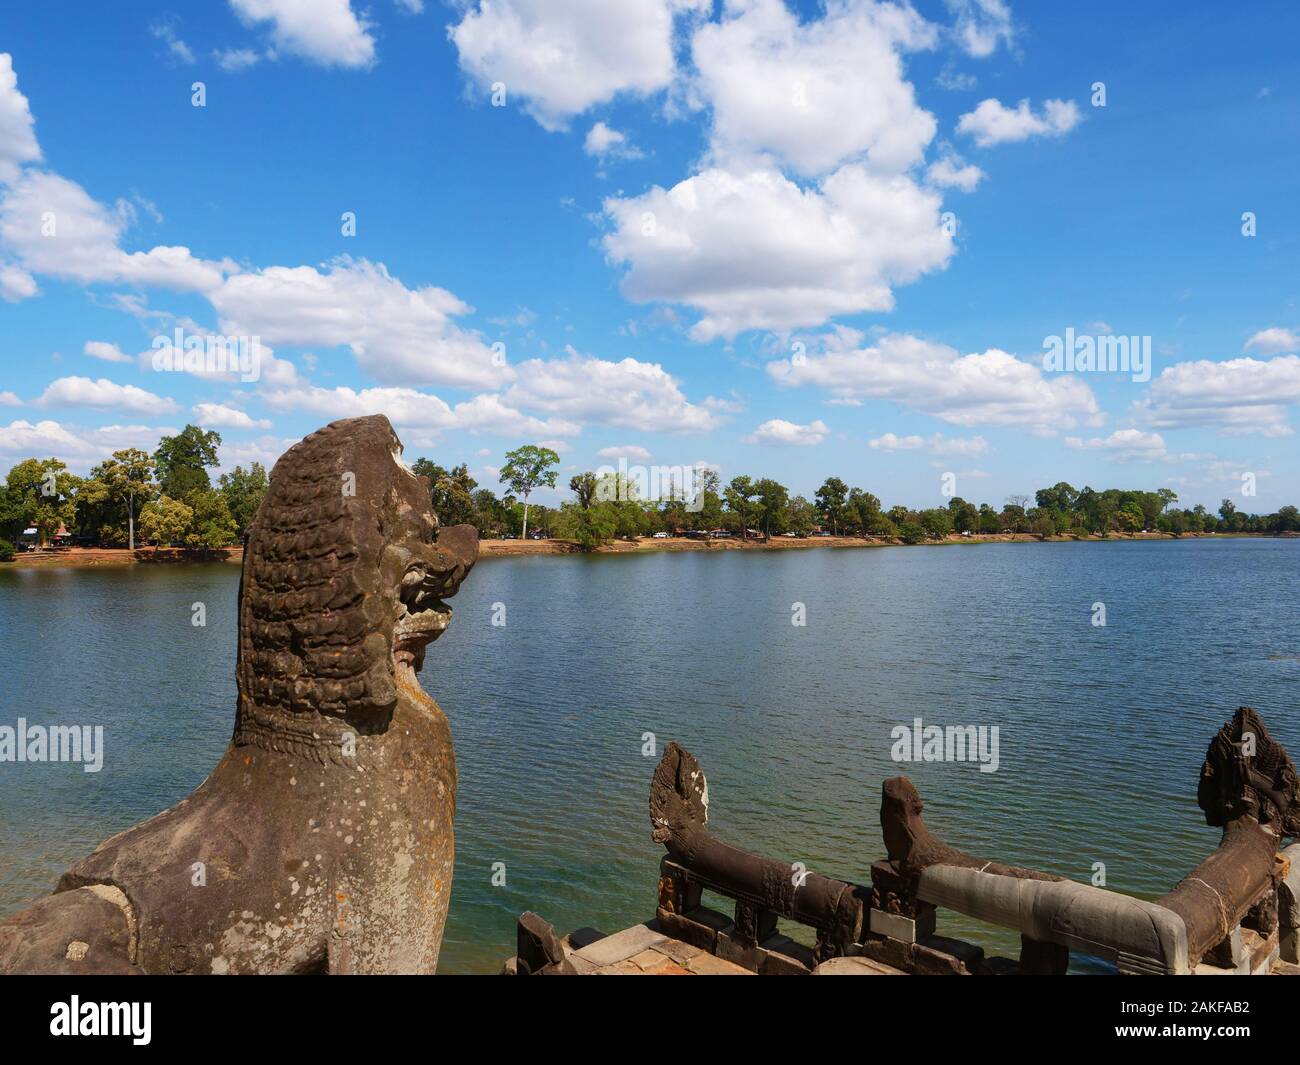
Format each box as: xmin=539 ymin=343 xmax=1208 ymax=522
xmin=449 ymin=0 xmax=703 ymax=130
xmin=603 ymin=164 xmax=953 ymax=340
xmin=768 ymin=331 xmax=1102 ymax=432
xmin=743 ymin=417 xmax=829 ymax=446
xmin=690 ymin=0 xmax=937 ymax=177
xmin=36 ymin=376 xmax=178 ymax=417
xmin=1134 ymin=354 xmax=1300 ymax=437
xmin=228 ymin=0 xmax=376 ymax=69
xmin=957 ymin=97 xmax=1081 ymax=146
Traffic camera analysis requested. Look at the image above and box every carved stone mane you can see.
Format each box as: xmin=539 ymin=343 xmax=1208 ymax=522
xmin=235 ymin=417 xmax=407 ymax=761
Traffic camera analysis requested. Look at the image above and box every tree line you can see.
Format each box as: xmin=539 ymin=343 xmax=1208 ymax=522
xmin=0 ymin=425 xmax=267 ymax=559
xmin=3 ymin=433 xmax=1298 ymax=561
xmin=403 ymin=451 xmax=1300 ymax=549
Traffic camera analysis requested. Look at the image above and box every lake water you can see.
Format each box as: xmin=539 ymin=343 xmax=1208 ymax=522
xmin=2 ymin=538 xmax=1298 ymax=973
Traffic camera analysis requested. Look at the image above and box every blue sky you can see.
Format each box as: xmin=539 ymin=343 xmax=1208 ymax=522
xmin=1 ymin=0 xmax=1298 ymax=511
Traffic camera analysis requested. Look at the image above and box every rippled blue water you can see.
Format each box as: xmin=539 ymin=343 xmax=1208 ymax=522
xmin=1 ymin=538 xmax=1297 ymax=973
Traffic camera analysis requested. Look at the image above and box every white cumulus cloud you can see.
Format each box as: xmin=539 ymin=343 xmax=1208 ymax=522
xmin=260 ymin=381 xmax=578 ymax=438
xmin=0 ymin=170 xmax=230 ymax=292
xmin=768 ymin=330 xmax=1102 ymax=432
xmin=449 ymin=0 xmax=704 ymax=131
xmin=83 ymin=341 xmax=132 ymax=364
xmin=743 ymin=417 xmax=829 ymax=446
xmin=0 ymin=54 xmax=41 ymax=185
xmin=957 ymin=97 xmax=1081 ymax=147
xmin=228 ymin=0 xmax=376 ymax=68
xmin=1134 ymin=354 xmax=1300 ymax=437
xmin=1244 ymin=327 xmax=1299 ymax=356
xmin=1064 ymin=429 xmax=1169 ymax=462
xmin=945 ymin=0 xmax=1015 ymax=59
xmin=35 ymin=376 xmax=178 ymax=417
xmin=869 ymin=431 xmax=988 ymax=455
xmin=584 ymin=122 xmax=642 ymax=160
xmin=505 ymin=350 xmax=718 ymax=432
xmin=596 ymin=444 xmax=653 ymax=462
xmin=689 ymin=0 xmax=938 ymax=177
xmin=210 ymin=257 xmax=506 ymax=390
xmin=925 ymin=151 xmax=984 ymax=192
xmin=192 ymin=402 xmax=273 ymax=430
xmin=603 ymin=164 xmax=953 ymax=340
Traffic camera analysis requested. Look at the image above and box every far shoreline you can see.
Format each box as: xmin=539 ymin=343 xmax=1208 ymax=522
xmin=3 ymin=530 xmax=1293 ymax=570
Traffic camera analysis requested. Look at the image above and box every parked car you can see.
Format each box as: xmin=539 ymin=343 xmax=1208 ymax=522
xmin=652 ymin=531 xmax=670 ymax=538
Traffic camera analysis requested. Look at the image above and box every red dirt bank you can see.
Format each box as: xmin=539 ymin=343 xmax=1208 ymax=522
xmin=2 ymin=531 xmax=1256 ymax=569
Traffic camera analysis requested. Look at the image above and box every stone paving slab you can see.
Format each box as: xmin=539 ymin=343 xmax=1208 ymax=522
xmin=812 ymin=956 xmax=907 ymax=976
xmin=685 ymin=951 xmax=756 ymax=975
xmin=572 ymin=922 xmax=668 ymax=967
xmin=650 ymin=938 xmax=705 ymax=965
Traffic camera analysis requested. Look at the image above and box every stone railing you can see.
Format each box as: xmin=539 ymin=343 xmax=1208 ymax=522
xmin=512 ymin=706 xmax=1300 ymax=976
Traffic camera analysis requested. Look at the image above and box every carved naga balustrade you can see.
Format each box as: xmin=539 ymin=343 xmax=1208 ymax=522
xmin=512 ymin=707 xmax=1300 ymax=976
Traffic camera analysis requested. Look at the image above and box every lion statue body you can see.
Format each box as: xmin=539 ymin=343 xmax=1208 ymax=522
xmin=0 ymin=415 xmax=478 ymax=974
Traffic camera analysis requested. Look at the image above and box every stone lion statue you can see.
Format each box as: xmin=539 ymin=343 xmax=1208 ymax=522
xmin=0 ymin=415 xmax=478 ymax=974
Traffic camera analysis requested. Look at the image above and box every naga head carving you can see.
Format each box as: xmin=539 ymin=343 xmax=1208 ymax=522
xmin=650 ymin=742 xmax=710 ymax=855
xmin=234 ymin=415 xmax=477 ymax=757
xmin=1197 ymin=706 xmax=1300 ymax=837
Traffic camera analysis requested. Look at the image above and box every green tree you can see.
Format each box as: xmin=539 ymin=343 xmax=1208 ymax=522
xmin=1035 ymin=482 xmax=1079 ymax=513
xmin=594 ymin=471 xmax=652 ymax=540
xmin=155 ymin=425 xmax=222 ymax=499
xmin=814 ymin=477 xmax=849 ymax=535
xmin=978 ymin=503 xmax=1000 ymax=534
xmin=470 ymin=488 xmax=506 ymax=537
xmin=1001 ymin=499 xmax=1030 ymax=536
xmin=99 ymin=449 xmax=156 ymax=550
xmin=138 ymin=495 xmax=193 ymax=553
xmin=847 ymin=488 xmax=882 ymax=535
xmin=1116 ymin=501 xmax=1144 ymax=535
xmin=218 ymin=463 xmax=269 ymax=539
xmin=752 ymin=478 xmax=790 ymax=539
xmin=499 ymin=444 xmax=559 ymax=541
xmin=3 ymin=458 xmax=78 ymax=545
xmin=69 ymin=471 xmax=124 ymax=546
xmin=412 ymin=459 xmax=479 ymax=527
xmin=898 ymin=520 xmax=927 ymax=545
xmin=554 ymin=500 xmax=618 ymax=549
xmin=184 ymin=488 xmax=238 ymax=554
xmin=686 ymin=467 xmax=723 ymax=531
xmin=569 ymin=471 xmax=598 ymax=508
xmin=947 ymin=496 xmax=979 ymax=534
xmin=786 ymin=495 xmax=817 ymax=536
xmin=724 ymin=476 xmax=759 ymax=538
xmin=1030 ymin=509 xmax=1057 ymax=539
xmin=918 ymin=508 xmax=953 ymax=540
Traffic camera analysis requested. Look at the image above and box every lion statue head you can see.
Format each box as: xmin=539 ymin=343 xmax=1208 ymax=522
xmin=233 ymin=415 xmax=478 ymax=762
